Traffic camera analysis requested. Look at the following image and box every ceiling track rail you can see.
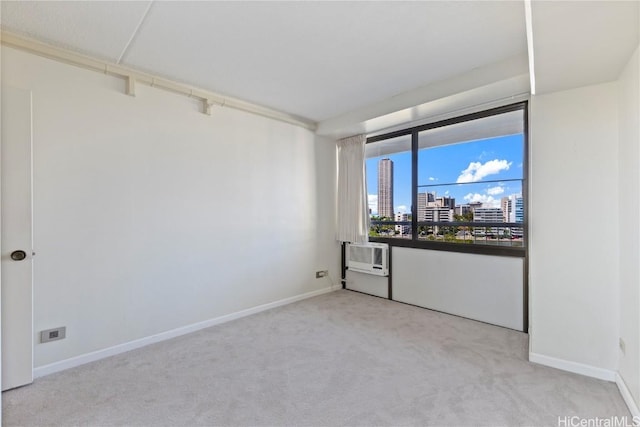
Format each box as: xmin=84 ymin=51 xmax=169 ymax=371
xmin=1 ymin=31 xmax=317 ymax=131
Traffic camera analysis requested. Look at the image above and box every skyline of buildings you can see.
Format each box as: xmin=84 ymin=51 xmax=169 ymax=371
xmin=375 ymin=158 xmax=523 ymax=238
xmin=375 ymin=158 xmax=523 ymax=223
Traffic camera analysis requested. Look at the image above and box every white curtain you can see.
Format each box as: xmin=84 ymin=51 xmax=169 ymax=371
xmin=336 ymin=134 xmax=369 ymax=243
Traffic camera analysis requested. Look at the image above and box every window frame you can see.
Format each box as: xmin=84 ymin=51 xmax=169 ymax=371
xmin=366 ymin=101 xmax=528 ymax=258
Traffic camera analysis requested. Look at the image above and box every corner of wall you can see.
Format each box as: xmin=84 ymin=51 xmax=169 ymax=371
xmin=617 ymin=373 xmax=640 ymax=417
xmin=529 ymin=83 xmax=620 ymax=374
xmin=529 ymin=352 xmax=616 ymax=382
xmin=616 ymin=41 xmax=640 ymax=414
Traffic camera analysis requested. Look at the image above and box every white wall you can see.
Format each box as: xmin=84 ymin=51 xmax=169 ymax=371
xmin=1 ymin=46 xmax=339 ymax=368
xmin=529 ymin=82 xmax=620 ymax=376
xmin=345 ymin=270 xmax=389 ymax=299
xmin=618 ymin=44 xmax=640 ymax=408
xmin=392 ymin=248 xmax=524 ymax=331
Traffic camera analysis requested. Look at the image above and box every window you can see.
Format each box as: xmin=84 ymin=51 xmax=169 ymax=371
xmin=365 ymin=135 xmax=411 ymax=239
xmin=365 ymin=102 xmax=527 ymax=255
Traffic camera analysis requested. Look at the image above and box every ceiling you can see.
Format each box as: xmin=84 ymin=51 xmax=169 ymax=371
xmin=530 ymin=1 xmax=639 ymax=95
xmin=1 ymin=1 xmax=638 ymax=133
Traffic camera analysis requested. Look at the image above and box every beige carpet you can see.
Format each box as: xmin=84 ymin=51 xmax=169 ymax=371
xmin=3 ymin=290 xmax=631 ymax=426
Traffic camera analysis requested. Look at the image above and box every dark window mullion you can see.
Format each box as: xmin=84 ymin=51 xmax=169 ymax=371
xmin=411 ymin=130 xmax=418 ymax=241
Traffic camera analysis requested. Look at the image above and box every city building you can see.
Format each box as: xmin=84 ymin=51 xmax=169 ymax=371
xmin=473 ymin=207 xmax=505 ymax=236
xmin=454 ymin=204 xmax=473 ymax=217
xmin=417 ymin=192 xmax=435 ymax=220
xmin=423 ymin=207 xmax=453 ymax=223
xmin=502 ymin=194 xmax=524 ymax=223
xmin=501 ymin=197 xmax=512 ymax=223
xmin=501 ymin=194 xmax=524 ymax=237
xmin=378 ymin=158 xmax=394 ymax=218
xmin=418 ymin=192 xmax=453 ymax=234
xmin=473 ymin=207 xmax=503 ymax=222
xmin=424 ymin=207 xmax=453 ymax=235
xmin=512 ymin=196 xmax=524 ymax=238
xmin=395 ymin=212 xmax=411 ymax=236
xmin=514 ymin=197 xmax=524 ymax=223
xmin=435 ymin=196 xmax=455 ymax=209
xmin=468 ymin=202 xmax=483 ymax=212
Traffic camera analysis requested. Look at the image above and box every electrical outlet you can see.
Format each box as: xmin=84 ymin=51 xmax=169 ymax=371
xmin=41 ymin=326 xmax=66 ymax=343
xmin=316 ymin=270 xmax=328 ymax=278
xmin=619 ymin=338 xmax=626 ymax=355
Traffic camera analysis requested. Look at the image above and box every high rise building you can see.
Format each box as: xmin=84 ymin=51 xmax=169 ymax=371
xmin=378 ymin=158 xmax=394 ymax=218
xmin=417 ymin=193 xmax=427 ymax=220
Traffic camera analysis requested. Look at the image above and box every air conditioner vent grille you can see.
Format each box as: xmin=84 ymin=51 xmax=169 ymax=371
xmin=346 ymin=243 xmax=389 ymax=276
xmin=350 ymin=246 xmax=371 ymax=264
xmin=373 ymin=248 xmax=383 ymax=266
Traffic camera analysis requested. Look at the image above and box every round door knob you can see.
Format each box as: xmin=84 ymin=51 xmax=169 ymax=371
xmin=10 ymin=250 xmax=27 ymax=261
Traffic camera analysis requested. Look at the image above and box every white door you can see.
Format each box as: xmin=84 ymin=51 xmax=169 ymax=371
xmin=1 ymin=86 xmax=34 ymax=391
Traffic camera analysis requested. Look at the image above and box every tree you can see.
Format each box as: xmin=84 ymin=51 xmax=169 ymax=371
xmin=369 ymin=215 xmax=395 ymax=237
xmin=453 ymin=212 xmax=473 ymax=242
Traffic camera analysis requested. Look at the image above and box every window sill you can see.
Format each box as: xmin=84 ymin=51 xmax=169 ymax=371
xmin=368 ymin=237 xmax=526 ymax=257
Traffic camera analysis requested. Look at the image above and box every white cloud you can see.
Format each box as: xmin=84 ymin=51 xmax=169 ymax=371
xmin=463 ymin=193 xmax=500 ymax=208
xmin=444 ymin=190 xmax=450 ymax=195
xmin=428 ymin=177 xmax=437 ymax=181
xmin=368 ymin=195 xmax=378 ymax=214
xmin=457 ymin=159 xmax=512 ymax=183
xmin=396 ymin=205 xmax=409 ymax=214
xmin=486 ymin=186 xmax=505 ymax=196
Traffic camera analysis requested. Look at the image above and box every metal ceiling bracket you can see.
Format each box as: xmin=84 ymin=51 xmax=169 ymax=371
xmin=203 ymin=99 xmax=213 ymax=116
xmin=126 ymin=75 xmax=136 ymax=97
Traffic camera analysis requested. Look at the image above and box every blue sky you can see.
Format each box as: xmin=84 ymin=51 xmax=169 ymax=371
xmin=366 ymin=134 xmax=524 ymax=215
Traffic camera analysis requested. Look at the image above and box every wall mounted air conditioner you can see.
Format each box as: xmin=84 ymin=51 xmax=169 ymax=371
xmin=347 ymin=243 xmax=389 ymax=276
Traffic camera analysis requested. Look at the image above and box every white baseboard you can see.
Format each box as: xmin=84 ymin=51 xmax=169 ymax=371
xmin=34 ymin=285 xmax=339 ymax=378
xmin=529 ymin=352 xmax=616 ymax=382
xmin=616 ymin=373 xmax=640 ymax=417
